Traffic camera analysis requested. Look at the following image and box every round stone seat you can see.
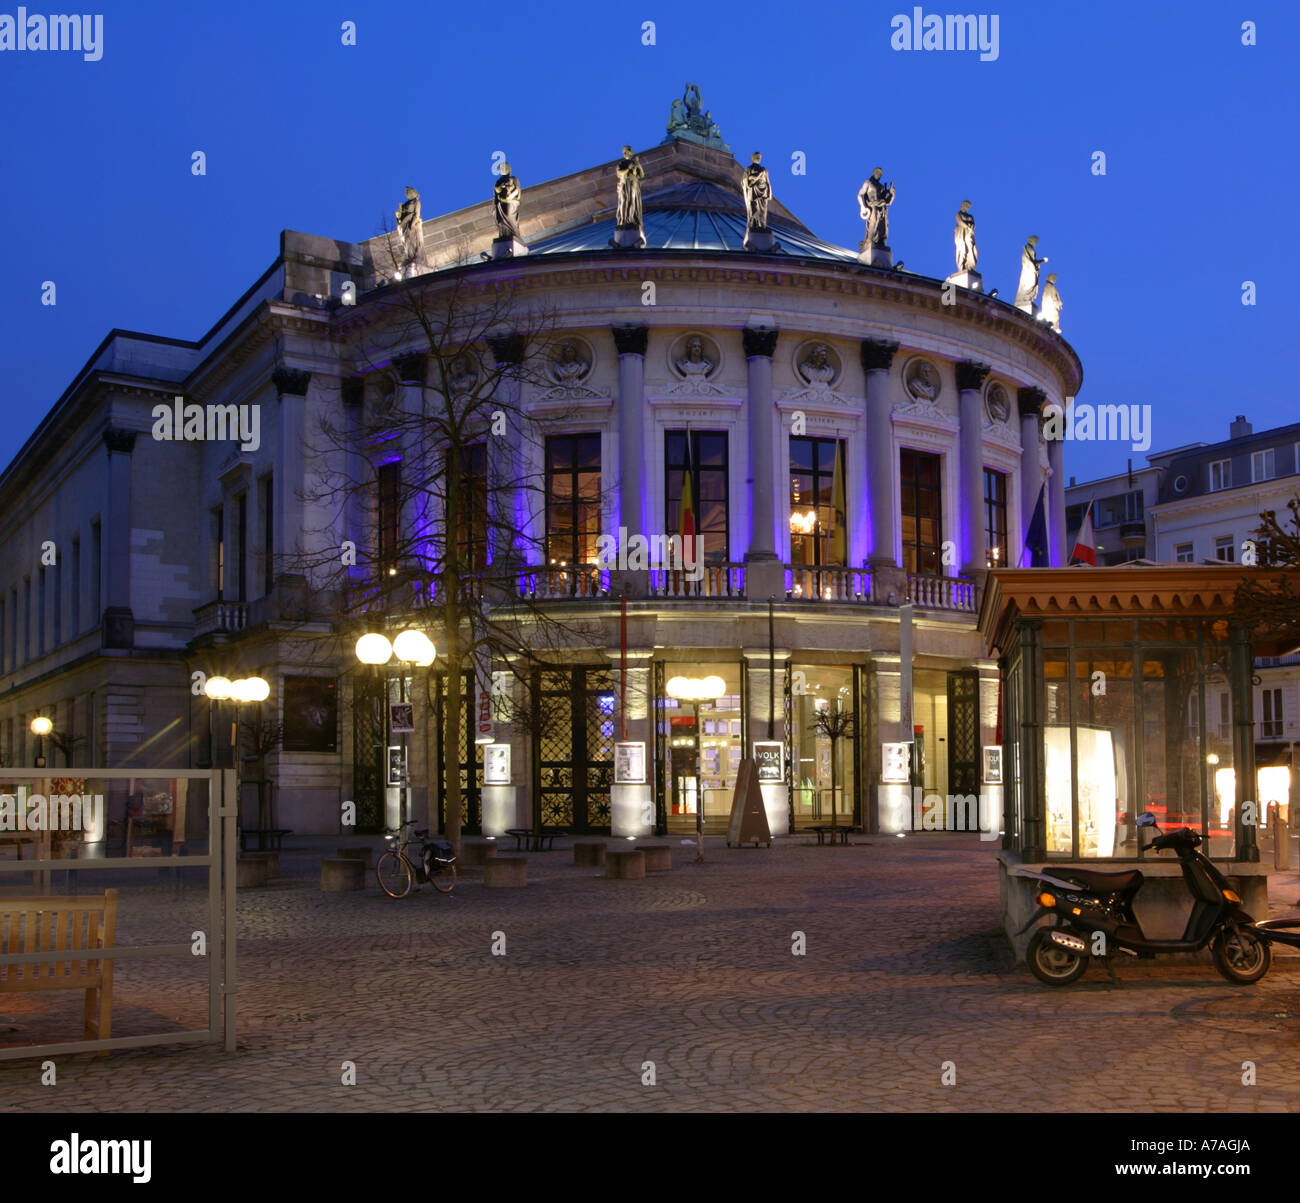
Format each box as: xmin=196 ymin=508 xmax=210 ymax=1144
xmin=483 ymin=855 xmax=527 ymax=888
xmin=605 ymin=849 xmax=646 ymax=880
xmin=321 ymin=857 xmax=366 ymax=892
xmin=335 ymin=846 xmax=373 ymax=870
xmin=573 ymin=841 xmax=607 ymax=867
xmin=461 ymin=841 xmax=499 ymax=867
xmin=236 ymin=857 xmax=270 ymax=888
xmin=635 ymin=844 xmax=672 ymax=872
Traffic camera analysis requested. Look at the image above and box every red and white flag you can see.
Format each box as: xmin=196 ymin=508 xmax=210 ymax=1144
xmin=1070 ymin=499 xmax=1097 ymax=566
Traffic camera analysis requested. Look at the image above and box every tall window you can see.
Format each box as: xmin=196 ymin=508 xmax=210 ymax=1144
xmin=71 ymin=536 xmax=81 ymax=635
xmin=1215 ymin=535 xmax=1235 ymax=562
xmin=984 ymin=469 xmax=1007 ymax=567
xmin=1174 ymin=542 xmax=1194 ymax=563
xmin=262 ymin=476 xmax=274 ymax=594
xmin=789 ymin=437 xmax=845 ymax=567
xmin=1123 ymin=489 xmax=1143 ymax=521
xmin=213 ymin=506 xmax=226 ymax=597
xmin=8 ymin=588 xmax=16 ymax=672
xmin=545 ymin=434 xmax=602 ymax=565
xmin=236 ymin=492 xmax=248 ymax=601
xmin=23 ymin=577 xmax=31 ymax=663
xmin=456 ymin=443 xmax=488 ymax=572
xmin=666 ymin=431 xmax=729 ymax=563
xmin=37 ymin=567 xmax=46 ymax=656
xmin=376 ymin=461 xmax=401 ymax=575
xmin=1251 ymin=448 xmax=1275 ymax=483
xmin=1262 ymin=688 xmax=1283 ymax=739
xmin=53 ymin=553 xmax=62 ymax=646
xmin=90 ymin=521 xmax=101 ymax=620
xmin=900 ymin=449 xmax=943 ymax=576
xmin=1209 ymin=459 xmax=1231 ymax=491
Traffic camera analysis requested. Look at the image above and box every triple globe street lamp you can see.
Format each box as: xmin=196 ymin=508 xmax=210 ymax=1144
xmin=202 ymin=674 xmax=271 ymax=838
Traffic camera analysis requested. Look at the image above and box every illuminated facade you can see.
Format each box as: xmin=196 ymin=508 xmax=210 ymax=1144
xmin=0 ymin=107 xmax=1082 ymax=841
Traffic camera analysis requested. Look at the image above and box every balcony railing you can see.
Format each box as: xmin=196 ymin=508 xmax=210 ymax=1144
xmin=518 ymin=564 xmax=608 ymax=600
xmin=193 ymin=599 xmax=248 ymax=637
xmin=907 ymin=574 xmax=977 ymax=612
xmin=785 ymin=566 xmax=872 ymax=602
xmin=650 ymin=563 xmax=745 ymax=599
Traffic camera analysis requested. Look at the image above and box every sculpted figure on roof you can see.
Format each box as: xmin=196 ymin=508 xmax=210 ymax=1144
xmin=395 ymin=186 xmax=423 ymax=268
xmin=1040 ymin=273 xmax=1063 ymax=332
xmin=1014 ymin=236 xmax=1048 ymax=311
xmin=954 ymin=200 xmax=978 ymax=273
xmin=615 ymin=146 xmax=645 ymax=234
xmin=492 ymin=164 xmax=523 ymax=242
xmin=742 ymin=152 xmax=771 ymax=232
xmin=857 ymin=167 xmax=895 ymax=249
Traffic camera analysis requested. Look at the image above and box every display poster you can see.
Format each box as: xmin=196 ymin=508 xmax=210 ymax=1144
xmin=753 ymin=741 xmax=784 ymax=782
xmin=614 ymin=741 xmax=646 ymax=784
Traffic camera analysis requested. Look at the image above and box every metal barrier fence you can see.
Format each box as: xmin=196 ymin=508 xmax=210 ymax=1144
xmin=0 ymin=769 xmax=236 ymax=1061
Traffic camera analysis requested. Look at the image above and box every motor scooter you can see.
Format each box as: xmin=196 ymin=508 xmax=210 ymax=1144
xmin=1014 ymin=813 xmax=1274 ymax=986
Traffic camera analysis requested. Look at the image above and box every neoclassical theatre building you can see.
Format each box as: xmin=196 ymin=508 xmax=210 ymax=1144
xmin=0 ymin=93 xmax=1080 ymax=842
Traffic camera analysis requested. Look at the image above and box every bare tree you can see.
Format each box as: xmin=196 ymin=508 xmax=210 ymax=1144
xmin=1235 ymin=498 xmax=1300 ymax=649
xmin=292 ymin=233 xmax=613 ymax=852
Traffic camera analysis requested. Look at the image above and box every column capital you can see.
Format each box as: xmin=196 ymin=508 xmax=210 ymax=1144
xmin=860 ymin=338 xmax=900 ymax=373
xmin=393 ymin=355 xmax=426 ymax=386
xmin=611 ymin=324 xmax=648 ymax=356
xmin=271 ymin=366 xmax=312 ymax=397
xmin=487 ymin=332 xmax=526 ymax=366
xmin=956 ymin=361 xmax=992 ymax=392
xmin=743 ymin=327 xmax=779 ymax=358
xmin=103 ymin=428 xmax=137 ymax=455
xmin=1017 ymin=385 xmax=1047 ymax=417
xmin=341 ymin=377 xmax=364 ymax=407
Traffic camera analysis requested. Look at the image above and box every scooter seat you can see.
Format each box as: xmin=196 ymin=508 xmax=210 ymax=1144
xmin=1057 ymin=868 xmax=1143 ymax=894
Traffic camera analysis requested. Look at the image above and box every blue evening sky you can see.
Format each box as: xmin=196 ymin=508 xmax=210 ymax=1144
xmin=1 ymin=0 xmax=1295 ymax=484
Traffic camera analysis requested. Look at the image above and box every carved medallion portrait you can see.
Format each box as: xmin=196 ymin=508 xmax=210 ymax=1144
xmin=903 ymin=357 xmax=942 ymax=403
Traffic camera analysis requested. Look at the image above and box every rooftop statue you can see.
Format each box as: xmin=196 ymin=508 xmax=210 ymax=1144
xmin=742 ymin=152 xmax=772 ymax=231
xmin=395 ymin=186 xmax=423 ymax=269
xmin=615 ymin=145 xmax=645 ymax=233
xmin=1014 ymin=235 xmax=1048 ymax=311
xmin=663 ymin=83 xmax=731 ymax=151
xmin=857 ymin=167 xmax=895 ymax=249
xmin=492 ymin=164 xmax=523 ymax=243
xmin=1040 ymin=273 xmax=1063 ymax=332
xmin=954 ymin=200 xmax=978 ymax=273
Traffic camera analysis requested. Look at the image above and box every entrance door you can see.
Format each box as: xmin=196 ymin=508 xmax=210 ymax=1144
xmin=351 ymin=673 xmax=384 ymax=833
xmin=532 ymin=667 xmax=614 ymax=833
xmin=947 ymin=669 xmax=980 ymax=828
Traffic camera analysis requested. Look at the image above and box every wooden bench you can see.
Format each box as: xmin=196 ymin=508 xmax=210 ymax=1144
xmin=809 ymin=825 xmax=856 ymax=846
xmin=240 ymin=828 xmax=292 ymax=853
xmin=504 ymin=828 xmax=566 ymax=852
xmin=0 ymin=890 xmax=117 ymax=1042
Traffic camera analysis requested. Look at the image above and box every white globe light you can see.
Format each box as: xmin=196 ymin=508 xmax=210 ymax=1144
xmin=204 ymin=676 xmax=232 ymax=700
xmin=228 ymin=679 xmax=251 ymax=702
xmin=393 ymin=629 xmax=435 ymax=666
xmin=30 ymin=716 xmax=53 ymax=736
xmin=702 ymin=676 xmax=726 ymax=699
xmin=356 ymin=633 xmax=393 ymax=665
xmin=242 ymin=677 xmax=271 ymax=702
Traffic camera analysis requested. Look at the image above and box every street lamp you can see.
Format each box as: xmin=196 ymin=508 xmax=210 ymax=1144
xmin=203 ymin=674 xmax=270 ymax=841
xmin=665 ymin=674 xmax=726 ymax=862
xmin=30 ymin=715 xmax=53 ymax=768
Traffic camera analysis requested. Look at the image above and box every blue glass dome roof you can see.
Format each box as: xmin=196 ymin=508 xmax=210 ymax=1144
xmin=527 ymin=181 xmax=860 ymax=264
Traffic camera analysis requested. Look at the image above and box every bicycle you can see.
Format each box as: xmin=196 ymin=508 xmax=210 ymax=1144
xmin=376 ymin=820 xmax=457 ymax=897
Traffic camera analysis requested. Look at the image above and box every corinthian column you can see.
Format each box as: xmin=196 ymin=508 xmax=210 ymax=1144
xmin=1046 ymin=409 xmax=1067 ymax=567
xmin=486 ymin=333 xmax=526 ymax=579
xmin=860 ymin=338 xmax=901 ymax=602
xmin=1017 ymin=386 xmax=1046 ymax=566
xmin=744 ymin=327 xmax=782 ymax=599
xmin=612 ymin=325 xmax=648 ymax=597
xmin=956 ymin=361 xmax=991 ymax=580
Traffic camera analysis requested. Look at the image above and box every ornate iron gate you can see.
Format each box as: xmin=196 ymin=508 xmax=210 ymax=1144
xmin=351 ymin=672 xmax=385 ymax=833
xmin=434 ymin=670 xmax=482 ymax=833
xmin=947 ymin=668 xmax=980 ymax=820
xmin=533 ymin=666 xmax=614 ymax=833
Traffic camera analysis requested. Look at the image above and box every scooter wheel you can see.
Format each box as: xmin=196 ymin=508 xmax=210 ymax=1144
xmin=1211 ymin=926 xmax=1271 ymax=984
xmin=1027 ymin=928 xmax=1088 ymax=986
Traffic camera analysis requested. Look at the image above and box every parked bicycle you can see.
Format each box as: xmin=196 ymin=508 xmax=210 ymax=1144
xmin=377 ymin=820 xmax=457 ymax=897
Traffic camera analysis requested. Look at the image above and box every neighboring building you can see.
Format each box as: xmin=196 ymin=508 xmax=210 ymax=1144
xmin=0 ymin=94 xmax=1082 ymax=841
xmin=1065 ymin=414 xmax=1300 ymax=813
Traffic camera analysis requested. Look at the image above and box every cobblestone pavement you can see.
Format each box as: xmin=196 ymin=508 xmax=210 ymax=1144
xmin=2 ymin=834 xmax=1298 ymax=1113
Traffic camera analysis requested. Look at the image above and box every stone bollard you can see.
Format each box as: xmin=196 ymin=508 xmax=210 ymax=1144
xmin=321 ymin=857 xmax=366 ymax=892
xmin=460 ymin=841 xmax=498 ymax=868
xmin=242 ymin=850 xmax=279 ymax=878
xmin=236 ymin=857 xmax=270 ymax=889
xmin=336 ymin=846 xmax=374 ymax=871
xmin=636 ymin=844 xmax=672 ymax=872
xmin=606 ymin=849 xmax=646 ymax=880
xmin=483 ymin=855 xmax=527 ymax=888
xmin=573 ymin=841 xmax=607 ymax=867
xmin=1275 ymin=810 xmax=1293 ymax=871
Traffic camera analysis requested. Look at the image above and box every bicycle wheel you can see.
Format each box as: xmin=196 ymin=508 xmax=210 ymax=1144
xmin=376 ymin=851 xmax=414 ymax=899
xmin=428 ymin=858 xmax=457 ymax=894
